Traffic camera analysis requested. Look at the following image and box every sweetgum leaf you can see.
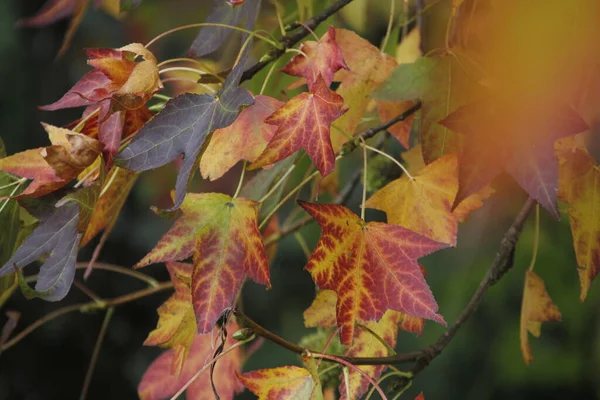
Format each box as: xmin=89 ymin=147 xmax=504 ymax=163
xmin=249 ymin=75 xmax=347 ymax=176
xmin=298 ymin=201 xmax=447 ymax=345
xmin=136 ymin=193 xmax=270 ymax=332
xmin=116 ymin=54 xmax=253 ymax=211
xmin=0 ymin=183 xmax=100 ymax=301
xmin=1 ymin=202 xmax=81 ymax=301
xmin=187 ymin=0 xmax=261 ymax=58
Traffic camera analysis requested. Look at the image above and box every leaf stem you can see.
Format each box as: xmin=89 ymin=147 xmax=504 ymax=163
xmin=233 ymin=161 xmax=247 ymax=199
xmin=258 ymin=169 xmax=320 ymax=230
xmin=75 ymin=262 xmax=159 ymax=287
xmin=73 ymin=107 xmax=100 ymax=133
xmin=1 ymin=281 xmax=172 ymax=352
xmin=169 ymin=333 xmax=255 ymax=400
xmin=364 ymin=144 xmax=414 ymax=181
xmin=360 ymin=138 xmax=368 ymax=220
xmin=259 ymin=60 xmax=280 ymax=95
xmin=79 ymin=307 xmax=114 ymax=400
xmin=380 ymin=0 xmax=396 ymax=52
xmin=527 ymin=204 xmax=540 ymax=272
xmin=145 ymin=23 xmax=279 ymax=49
xmin=258 ymin=164 xmax=297 ymax=204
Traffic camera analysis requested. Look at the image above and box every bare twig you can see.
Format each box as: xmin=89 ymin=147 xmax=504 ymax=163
xmin=79 ymin=307 xmax=114 ymax=400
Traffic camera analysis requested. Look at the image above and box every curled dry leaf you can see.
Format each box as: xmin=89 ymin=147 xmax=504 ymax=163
xmin=0 ymin=124 xmax=102 ymax=198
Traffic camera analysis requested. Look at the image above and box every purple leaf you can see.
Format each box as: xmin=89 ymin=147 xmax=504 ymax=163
xmin=116 ymin=52 xmax=253 ymax=211
xmin=187 ymin=0 xmax=261 ymax=58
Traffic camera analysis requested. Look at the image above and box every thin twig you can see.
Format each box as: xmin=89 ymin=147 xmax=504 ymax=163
xmin=79 ymin=307 xmax=114 ymax=400
xmin=1 ymin=281 xmax=173 ymax=352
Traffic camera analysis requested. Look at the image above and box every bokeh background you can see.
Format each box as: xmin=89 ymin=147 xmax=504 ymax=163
xmin=0 ymin=1 xmax=599 ymax=399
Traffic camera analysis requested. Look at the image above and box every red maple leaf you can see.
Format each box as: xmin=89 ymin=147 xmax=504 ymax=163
xmin=250 ymin=75 xmax=347 ymax=176
xmin=298 ymin=201 xmax=447 ymax=344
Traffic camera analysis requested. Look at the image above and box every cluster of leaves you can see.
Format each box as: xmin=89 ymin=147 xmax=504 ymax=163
xmin=1 ymin=0 xmax=599 ymax=399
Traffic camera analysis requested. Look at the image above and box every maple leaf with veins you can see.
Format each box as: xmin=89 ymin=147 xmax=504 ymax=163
xmin=249 ymin=75 xmax=347 ymax=176
xmin=138 ymin=320 xmax=245 ymax=400
xmin=136 ymin=193 xmax=270 ymax=333
xmin=282 ymin=26 xmax=349 ymax=90
xmin=439 ymin=99 xmax=588 ymax=218
xmin=116 ymin=52 xmax=253 ymax=211
xmin=298 ymin=201 xmax=447 ymax=345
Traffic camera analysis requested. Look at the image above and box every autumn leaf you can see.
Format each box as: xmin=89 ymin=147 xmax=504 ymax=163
xmin=298 ymin=201 xmax=446 ymax=344
xmin=556 ymin=137 xmax=600 ymax=301
xmin=136 ymin=193 xmax=270 ymax=332
xmin=41 ymin=44 xmax=160 ymax=162
xmin=238 ymin=365 xmax=321 ymax=400
xmin=116 ymin=54 xmax=253 ymax=211
xmin=249 ymin=76 xmax=347 ymax=176
xmin=138 ymin=321 xmax=245 ymax=400
xmin=400 ymin=144 xmax=494 ymax=224
xmin=0 ymin=124 xmax=102 ymax=198
xmin=187 ymin=0 xmax=261 ymax=57
xmin=200 ymin=95 xmax=283 ymax=181
xmin=330 ymin=28 xmax=397 ymax=152
xmin=439 ymin=99 xmax=589 ymax=218
xmin=415 ymin=393 xmax=425 ymax=400
xmin=0 ymin=180 xmax=100 ymax=302
xmin=366 ymin=154 xmax=459 ymax=245
xmin=144 ymin=262 xmax=196 ymax=375
xmin=282 ymin=26 xmax=349 ymax=90
xmin=304 ymin=290 xmax=338 ymax=329
xmin=520 ymin=270 xmax=561 ymax=364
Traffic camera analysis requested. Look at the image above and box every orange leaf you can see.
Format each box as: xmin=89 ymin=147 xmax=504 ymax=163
xmin=330 ymin=28 xmax=397 ymax=153
xmin=520 ymin=270 xmax=561 ymax=364
xmin=365 ymin=154 xmax=459 ymax=245
xmin=138 ymin=321 xmax=244 ymax=400
xmin=144 ymin=262 xmax=196 ymax=375
xmin=556 ymin=137 xmax=600 ymax=301
xmin=0 ymin=124 xmax=102 ymax=198
xmin=201 ymin=95 xmax=283 ymax=181
xmin=375 ymin=100 xmax=416 ymax=148
xmin=298 ymin=201 xmax=447 ymax=345
xmin=250 ymin=76 xmax=346 ymax=176
xmin=136 ymin=193 xmax=270 ymax=333
xmin=282 ymin=26 xmax=348 ymax=90
xmin=238 ymin=366 xmax=320 ymax=400
xmin=304 ymin=290 xmax=338 ymax=329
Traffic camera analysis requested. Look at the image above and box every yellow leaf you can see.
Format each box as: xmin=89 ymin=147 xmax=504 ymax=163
xmin=520 ymin=271 xmax=561 ymax=365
